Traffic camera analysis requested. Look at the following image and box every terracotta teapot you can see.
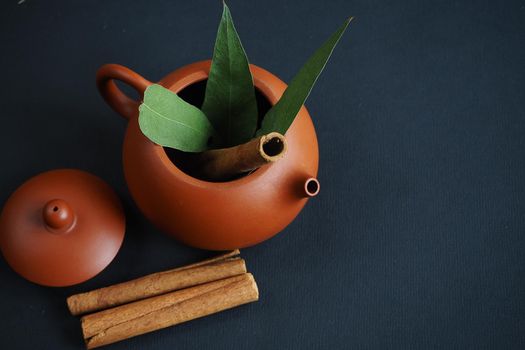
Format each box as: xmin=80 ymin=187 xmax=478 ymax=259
xmin=97 ymin=60 xmax=319 ymax=250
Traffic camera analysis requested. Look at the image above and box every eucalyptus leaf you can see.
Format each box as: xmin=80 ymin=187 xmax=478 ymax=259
xmin=257 ymin=17 xmax=353 ymax=136
xmin=201 ymin=2 xmax=258 ymax=148
xmin=138 ymin=84 xmax=214 ymax=152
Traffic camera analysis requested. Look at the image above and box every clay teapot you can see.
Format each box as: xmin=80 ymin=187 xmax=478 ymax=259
xmin=97 ymin=60 xmax=319 ymax=250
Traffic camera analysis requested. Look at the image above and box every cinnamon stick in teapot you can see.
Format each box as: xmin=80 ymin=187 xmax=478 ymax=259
xmin=192 ymin=132 xmax=287 ymax=181
xmin=67 ymin=250 xmax=244 ymax=316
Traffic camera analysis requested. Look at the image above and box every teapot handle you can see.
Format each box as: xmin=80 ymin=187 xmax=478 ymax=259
xmin=96 ymin=64 xmax=152 ymax=120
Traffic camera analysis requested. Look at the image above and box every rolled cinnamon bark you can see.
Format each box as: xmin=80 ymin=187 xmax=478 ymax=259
xmin=82 ymin=273 xmax=259 ymax=349
xmin=67 ymin=250 xmax=244 ymax=316
xmin=193 ymin=132 xmax=287 ymax=181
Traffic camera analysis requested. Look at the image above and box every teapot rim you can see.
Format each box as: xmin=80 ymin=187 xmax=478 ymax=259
xmin=151 ymin=60 xmax=286 ymax=188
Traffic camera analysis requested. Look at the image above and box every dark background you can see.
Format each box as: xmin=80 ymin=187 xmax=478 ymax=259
xmin=1 ymin=0 xmax=524 ymax=349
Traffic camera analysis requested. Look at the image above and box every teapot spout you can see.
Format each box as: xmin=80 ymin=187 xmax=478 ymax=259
xmin=303 ymin=177 xmax=320 ymax=197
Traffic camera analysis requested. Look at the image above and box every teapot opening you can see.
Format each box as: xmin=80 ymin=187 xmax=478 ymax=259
xmin=164 ymin=79 xmax=273 ymax=182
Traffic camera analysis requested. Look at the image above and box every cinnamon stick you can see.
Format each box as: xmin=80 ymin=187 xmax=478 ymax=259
xmin=192 ymin=132 xmax=287 ymax=181
xmin=82 ymin=273 xmax=259 ymax=349
xmin=67 ymin=250 xmax=244 ymax=316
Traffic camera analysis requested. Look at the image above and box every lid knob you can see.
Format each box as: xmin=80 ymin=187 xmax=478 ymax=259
xmin=43 ymin=199 xmax=75 ymax=232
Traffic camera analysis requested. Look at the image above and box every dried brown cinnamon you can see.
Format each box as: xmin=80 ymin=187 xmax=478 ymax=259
xmin=81 ymin=273 xmax=258 ymax=349
xmin=67 ymin=250 xmax=244 ymax=316
xmin=192 ymin=132 xmax=287 ymax=181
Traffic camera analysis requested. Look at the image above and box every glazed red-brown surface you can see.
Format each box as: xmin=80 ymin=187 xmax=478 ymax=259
xmin=0 ymin=169 xmax=125 ymax=286
xmin=98 ymin=61 xmax=318 ymax=250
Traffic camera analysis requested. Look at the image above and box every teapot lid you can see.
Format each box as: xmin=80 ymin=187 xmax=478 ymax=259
xmin=0 ymin=169 xmax=125 ymax=287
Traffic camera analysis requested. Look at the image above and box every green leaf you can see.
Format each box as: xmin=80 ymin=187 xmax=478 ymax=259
xmin=257 ymin=17 xmax=353 ymax=136
xmin=201 ymin=1 xmax=258 ymax=148
xmin=138 ymin=84 xmax=214 ymax=152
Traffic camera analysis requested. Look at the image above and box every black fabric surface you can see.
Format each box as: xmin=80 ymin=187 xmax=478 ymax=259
xmin=1 ymin=0 xmax=524 ymax=349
